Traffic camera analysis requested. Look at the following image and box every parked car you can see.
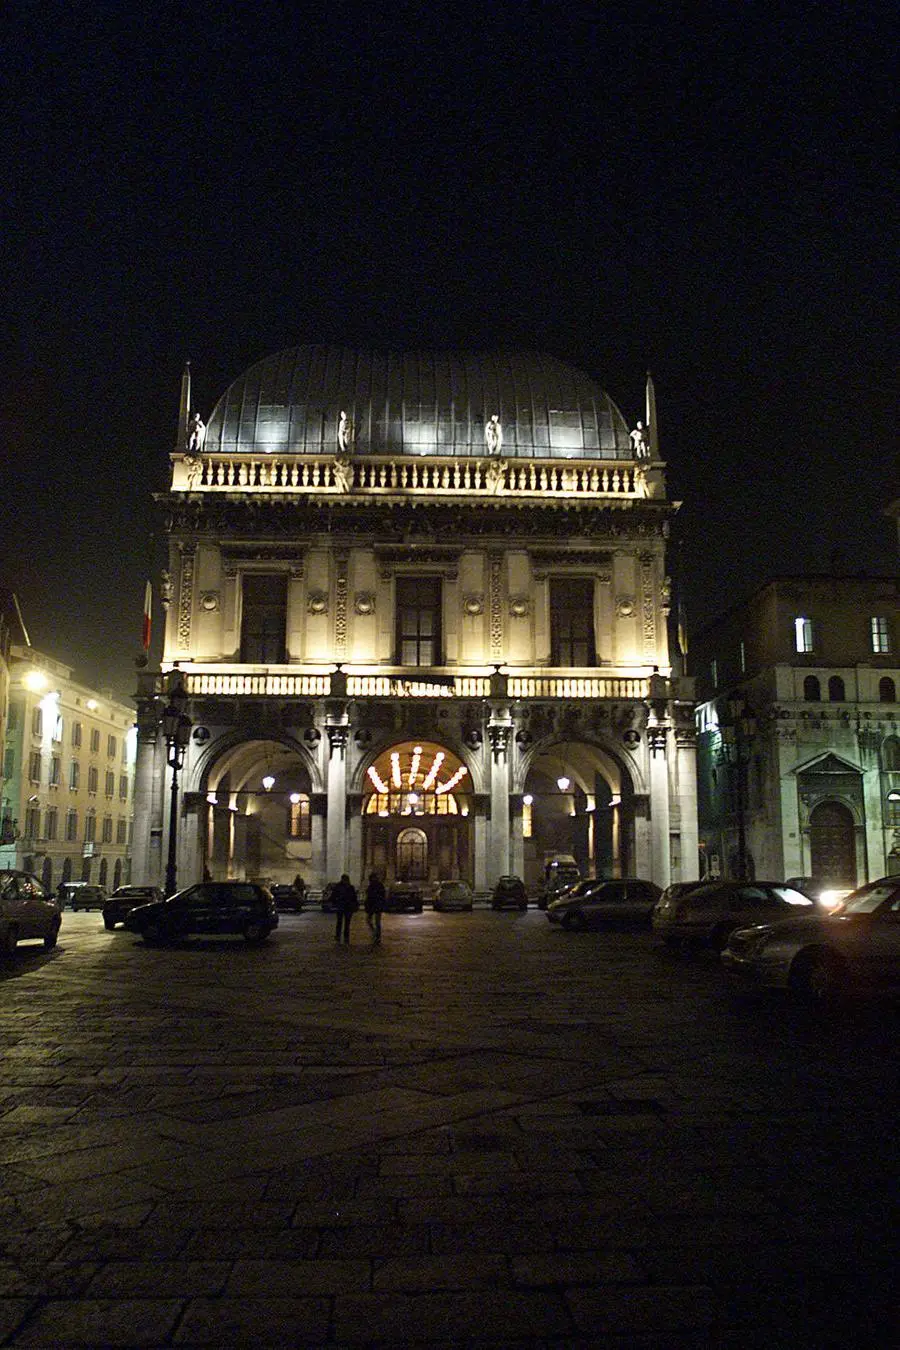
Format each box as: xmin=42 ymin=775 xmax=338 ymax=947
xmin=59 ymin=882 xmax=106 ymax=911
xmin=103 ymin=885 xmax=164 ymax=930
xmin=384 ymin=883 xmax=424 ymax=913
xmin=653 ymin=880 xmax=814 ymax=950
xmin=547 ymin=878 xmax=662 ymax=930
xmin=123 ymin=881 xmax=278 ymax=945
xmin=1 ymin=870 xmax=61 ymax=955
xmin=270 ymin=883 xmax=305 ymax=913
xmin=432 ymin=880 xmax=474 ymax=912
xmin=491 ymin=875 xmax=528 ymax=911
xmin=537 ymin=855 xmax=581 ymax=910
xmin=320 ymin=883 xmax=337 ymax=912
xmin=722 ymin=875 xmax=900 ymax=1002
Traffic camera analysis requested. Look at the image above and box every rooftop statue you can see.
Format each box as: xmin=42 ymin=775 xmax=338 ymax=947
xmin=338 ymin=410 xmax=355 ymax=454
xmin=333 ymin=455 xmax=355 ymax=493
xmin=629 ymin=421 xmax=650 ymax=459
xmin=484 ymin=413 xmax=503 ymax=455
xmin=186 ymin=411 xmax=206 ymax=454
xmin=485 ymin=458 xmax=507 ymax=494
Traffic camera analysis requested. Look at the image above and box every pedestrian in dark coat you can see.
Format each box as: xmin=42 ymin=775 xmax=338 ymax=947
xmin=365 ymin=872 xmax=386 ymax=944
xmin=332 ymin=873 xmax=358 ymax=944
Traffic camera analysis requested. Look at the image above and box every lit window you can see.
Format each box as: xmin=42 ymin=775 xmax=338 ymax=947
xmin=90 ymin=728 xmax=100 ymax=753
xmin=29 ymin=751 xmax=42 ymax=783
xmin=288 ymin=795 xmax=311 ymax=840
xmin=794 ymin=616 xmax=813 ymax=653
xmin=871 ymin=616 xmax=891 ymax=654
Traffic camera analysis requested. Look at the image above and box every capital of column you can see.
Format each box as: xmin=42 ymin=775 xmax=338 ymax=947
xmin=327 ymin=724 xmax=350 ymax=755
xmin=647 ymin=724 xmax=669 ymax=758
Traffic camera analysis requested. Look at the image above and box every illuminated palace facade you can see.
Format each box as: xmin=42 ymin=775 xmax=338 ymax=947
xmin=131 ymin=347 xmax=698 ymax=894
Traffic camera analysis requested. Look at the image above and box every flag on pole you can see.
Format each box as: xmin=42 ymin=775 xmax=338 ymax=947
xmin=142 ymin=580 xmax=152 ymax=650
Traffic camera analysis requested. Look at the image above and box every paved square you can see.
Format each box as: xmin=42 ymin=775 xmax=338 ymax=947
xmin=0 ymin=908 xmax=896 ymax=1345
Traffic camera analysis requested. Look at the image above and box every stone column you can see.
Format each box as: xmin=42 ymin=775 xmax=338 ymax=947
xmin=487 ymin=722 xmax=512 ymax=881
xmin=325 ymin=723 xmax=349 ymax=878
xmin=647 ymin=724 xmax=671 ymax=887
xmin=675 ymin=728 xmax=700 ymax=881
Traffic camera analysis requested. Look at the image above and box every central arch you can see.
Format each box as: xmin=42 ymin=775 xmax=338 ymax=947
xmin=361 ymin=740 xmax=473 ymax=885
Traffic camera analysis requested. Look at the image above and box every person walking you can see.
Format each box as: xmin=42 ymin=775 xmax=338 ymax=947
xmin=365 ymin=871 xmax=386 ymax=944
xmin=331 ymin=873 xmax=358 ymax=944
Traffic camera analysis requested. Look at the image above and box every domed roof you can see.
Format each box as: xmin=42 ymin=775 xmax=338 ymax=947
xmin=203 ymin=346 xmax=633 ymax=459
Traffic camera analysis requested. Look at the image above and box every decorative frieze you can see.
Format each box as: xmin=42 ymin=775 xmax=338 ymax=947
xmin=489 ymin=552 xmax=503 ymax=658
xmin=639 ymin=551 xmax=656 ymax=658
xmin=177 ymin=545 xmax=195 ymax=650
xmin=334 ymin=551 xmax=348 ymax=658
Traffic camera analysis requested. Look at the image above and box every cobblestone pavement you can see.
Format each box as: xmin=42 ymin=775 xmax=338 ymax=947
xmin=0 ymin=907 xmax=896 ymax=1348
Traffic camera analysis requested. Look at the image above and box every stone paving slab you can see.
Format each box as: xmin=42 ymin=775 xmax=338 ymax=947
xmin=0 ymin=910 xmax=897 ymax=1346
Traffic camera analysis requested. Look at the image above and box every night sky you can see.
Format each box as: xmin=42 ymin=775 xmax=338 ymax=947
xmin=3 ymin=1 xmax=896 ymax=698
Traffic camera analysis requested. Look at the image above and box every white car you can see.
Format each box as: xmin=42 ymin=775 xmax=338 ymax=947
xmin=1 ymin=870 xmax=62 ymax=956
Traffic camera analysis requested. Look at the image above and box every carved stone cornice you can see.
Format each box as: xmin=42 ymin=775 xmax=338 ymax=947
xmin=375 ymin=545 xmax=461 ymax=580
xmin=327 ymin=724 xmax=350 ymax=754
xmin=221 ymin=544 xmax=307 ymax=566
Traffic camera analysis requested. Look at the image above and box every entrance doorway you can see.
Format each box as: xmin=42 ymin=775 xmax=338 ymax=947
xmin=809 ymin=800 xmax=856 ymax=885
xmin=396 ymin=828 xmax=428 ymax=880
xmin=362 ymin=740 xmax=472 ymax=884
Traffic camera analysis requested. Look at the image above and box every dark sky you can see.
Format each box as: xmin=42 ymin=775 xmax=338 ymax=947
xmin=3 ymin=0 xmax=896 ymax=697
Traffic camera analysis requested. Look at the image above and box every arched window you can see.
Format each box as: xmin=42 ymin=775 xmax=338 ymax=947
xmin=828 ymin=675 xmax=845 ymax=702
xmin=803 ymin=675 xmax=821 ymax=702
xmin=879 ymin=676 xmax=896 ymax=703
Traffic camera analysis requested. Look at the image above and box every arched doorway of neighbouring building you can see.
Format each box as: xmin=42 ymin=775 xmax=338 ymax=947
xmin=41 ymin=857 xmax=52 ymax=890
xmin=809 ymin=801 xmax=856 ymax=886
xmin=99 ymin=857 xmax=108 ymax=888
xmin=113 ymin=859 xmax=123 ymax=890
xmin=61 ymin=857 xmax=72 ymax=883
xmin=361 ymin=741 xmax=472 ymax=885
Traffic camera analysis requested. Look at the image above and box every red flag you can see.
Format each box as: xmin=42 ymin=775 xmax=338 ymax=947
xmin=142 ymin=581 xmax=152 ymax=650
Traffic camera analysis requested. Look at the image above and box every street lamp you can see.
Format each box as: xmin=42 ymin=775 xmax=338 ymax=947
xmin=161 ymin=681 xmax=192 ymax=897
xmin=717 ymin=699 xmax=756 ymax=880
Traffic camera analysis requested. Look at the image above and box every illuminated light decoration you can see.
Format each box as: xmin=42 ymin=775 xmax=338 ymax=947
xmin=289 ymin=791 xmax=302 ymax=804
xmin=523 ymin=793 xmax=533 ymax=805
xmin=24 ymin=670 xmax=48 ymax=692
xmin=408 ymin=792 xmax=418 ymax=803
xmin=368 ymin=765 xmax=389 ymax=793
xmin=461 ymin=806 xmax=469 ymax=816
xmin=207 ymin=792 xmax=217 ymax=805
xmin=557 ymin=776 xmax=571 ymax=791
xmin=262 ymin=775 xmax=275 ymax=792
xmin=421 ymin=751 xmax=445 ymax=790
xmin=391 ymin=751 xmax=402 ymax=788
xmin=408 ymin=746 xmax=422 ymax=787
xmin=436 ymin=765 xmax=468 ymax=794
xmin=86 ymin=698 xmax=98 ymax=710
xmin=378 ymin=809 xmax=389 ymax=817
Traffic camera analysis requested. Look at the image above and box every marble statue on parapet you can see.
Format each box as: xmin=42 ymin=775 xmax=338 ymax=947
xmin=338 ymin=410 xmax=355 ymax=453
xmin=333 ymin=455 xmax=355 ymax=493
xmin=630 ymin=421 xmax=649 ymax=458
xmin=484 ymin=413 xmax=503 ymax=455
xmin=484 ymin=458 xmax=507 ymax=494
xmin=186 ymin=411 xmax=206 ymax=454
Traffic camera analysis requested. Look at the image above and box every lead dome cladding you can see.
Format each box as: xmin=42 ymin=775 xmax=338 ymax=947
xmin=203 ymin=346 xmax=633 ymax=460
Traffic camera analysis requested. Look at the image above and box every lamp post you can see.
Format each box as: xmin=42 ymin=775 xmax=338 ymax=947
xmin=161 ymin=681 xmax=192 ymax=897
xmin=718 ymin=699 xmax=756 ymax=881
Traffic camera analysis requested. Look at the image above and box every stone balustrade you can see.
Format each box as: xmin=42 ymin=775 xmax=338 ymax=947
xmin=170 ymin=453 xmax=649 ymax=500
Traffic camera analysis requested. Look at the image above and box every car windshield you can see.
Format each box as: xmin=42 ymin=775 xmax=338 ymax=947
xmin=771 ymin=887 xmax=815 ymax=907
xmin=837 ymin=879 xmax=900 ymax=915
xmin=440 ymin=883 xmax=470 ymax=898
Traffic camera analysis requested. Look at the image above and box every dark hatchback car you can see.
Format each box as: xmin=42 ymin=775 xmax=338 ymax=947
xmin=270 ymin=883 xmax=305 ymax=913
xmin=547 ymin=878 xmax=662 ymax=930
xmin=491 ymin=876 xmax=528 ymax=911
xmin=124 ymin=882 xmax=278 ymax=945
xmin=103 ymin=885 xmax=164 ymax=930
xmin=385 ymin=883 xmax=424 ymax=914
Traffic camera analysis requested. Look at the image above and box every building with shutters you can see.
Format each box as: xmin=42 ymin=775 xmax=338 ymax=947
xmin=132 ymin=347 xmax=698 ymax=896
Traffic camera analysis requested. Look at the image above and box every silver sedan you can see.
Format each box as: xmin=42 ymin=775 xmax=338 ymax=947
xmin=721 ymin=876 xmax=900 ymax=1002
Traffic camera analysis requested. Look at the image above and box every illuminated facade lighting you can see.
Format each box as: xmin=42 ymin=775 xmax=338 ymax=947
xmin=407 ymin=745 xmax=422 ymax=787
xmin=368 ymin=765 xmax=389 ymax=793
xmin=390 ymin=751 xmax=402 ymax=788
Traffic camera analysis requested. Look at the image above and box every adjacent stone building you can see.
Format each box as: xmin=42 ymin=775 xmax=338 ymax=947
xmin=692 ymin=575 xmax=900 ymax=885
xmin=0 ymin=641 xmax=137 ymax=891
xmin=132 ymin=347 xmax=697 ymax=895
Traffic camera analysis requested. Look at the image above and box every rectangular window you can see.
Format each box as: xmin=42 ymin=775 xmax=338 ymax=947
xmin=29 ymin=751 xmax=42 ymax=783
xmin=396 ymin=576 xmax=442 ymax=667
xmin=49 ymin=755 xmax=61 ymax=786
xmin=31 ymin=706 xmax=43 ymax=737
xmin=739 ymin=640 xmax=746 ymax=674
xmin=240 ymin=573 xmax=288 ymax=663
xmin=871 ymin=616 xmax=891 ymax=654
xmin=550 ymin=578 xmax=596 ymax=666
xmin=90 ymin=728 xmax=100 ymax=753
xmin=72 ymin=721 xmax=82 ymax=748
xmin=52 ymin=713 xmax=63 ymax=742
xmin=45 ymin=808 xmax=58 ymax=840
xmin=102 ymin=816 xmax=113 ymax=843
xmin=65 ymin=809 xmax=78 ymax=841
xmin=88 ymin=766 xmax=99 ymax=793
xmin=116 ymin=818 xmax=127 ymax=844
xmin=84 ymin=813 xmax=96 ymax=842
xmin=710 ymin=658 xmax=718 ymax=689
xmin=794 ymin=616 xmax=813 ymax=653
xmin=105 ymin=771 xmax=115 ymax=797
xmin=24 ymin=806 xmax=40 ymax=838
xmin=107 ymin=734 xmax=117 ymax=758
xmin=69 ymin=761 xmax=80 ymax=790
xmin=119 ymin=774 xmax=129 ymax=801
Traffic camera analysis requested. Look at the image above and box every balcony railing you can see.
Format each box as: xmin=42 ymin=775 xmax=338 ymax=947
xmin=170 ymin=453 xmax=650 ymax=501
xmin=177 ymin=665 xmax=650 ymax=701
